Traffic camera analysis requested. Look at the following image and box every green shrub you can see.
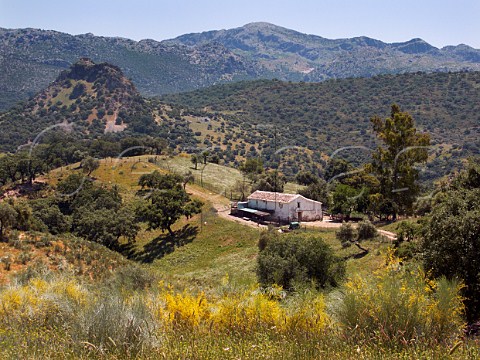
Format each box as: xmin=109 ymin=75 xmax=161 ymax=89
xmin=258 ymin=227 xmax=277 ymax=251
xmin=17 ymin=251 xmax=32 ymax=265
xmin=14 ymin=259 xmax=52 ymax=284
xmin=257 ymin=233 xmax=345 ymax=290
xmin=395 ymin=241 xmax=420 ymax=260
xmin=1 ymin=255 xmax=12 ymax=271
xmin=335 ymin=223 xmax=356 ymax=246
xmin=356 ymin=220 xmax=378 ymax=240
xmin=396 ymin=221 xmax=419 ymax=242
xmin=112 ymin=263 xmax=155 ymax=291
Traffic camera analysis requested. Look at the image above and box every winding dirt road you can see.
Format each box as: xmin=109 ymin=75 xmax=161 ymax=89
xmin=187 ymin=184 xmax=397 ymax=240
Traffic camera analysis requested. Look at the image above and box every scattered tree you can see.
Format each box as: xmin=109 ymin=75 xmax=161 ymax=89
xmin=81 ymin=156 xmax=100 ymax=176
xmin=252 ymin=170 xmax=285 ymax=193
xmin=331 ymin=184 xmax=360 ymax=218
xmin=139 ymin=171 xmax=181 ymax=191
xmin=367 ymin=104 xmax=430 ymax=220
xmin=239 ymin=158 xmax=264 ymax=182
xmin=234 ymin=179 xmax=250 ymax=201
xmin=299 ymin=178 xmax=328 ymax=204
xmin=325 ymin=159 xmax=351 ymax=181
xmin=296 ymin=170 xmax=318 ymax=185
xmin=356 ymin=220 xmax=378 ymax=240
xmin=336 ymin=223 xmax=356 ymax=247
xmin=0 ymin=202 xmax=17 ymax=239
xmin=201 ymin=150 xmax=210 ymax=165
xmin=138 ymin=172 xmax=203 ymax=235
xmin=142 ymin=187 xmax=202 ymax=235
xmin=191 ymin=154 xmax=199 ymax=170
xmin=31 ymin=199 xmax=71 ymax=235
xmin=182 ymin=171 xmax=194 ymax=190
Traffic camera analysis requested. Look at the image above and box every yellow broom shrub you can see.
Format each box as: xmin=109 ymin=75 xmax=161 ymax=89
xmin=211 ymin=289 xmax=285 ymax=333
xmin=285 ymin=294 xmax=330 ymax=334
xmin=156 ymin=289 xmax=211 ymax=329
xmin=0 ymin=277 xmax=88 ymax=329
xmin=337 ymin=249 xmax=465 ymax=346
xmin=153 ymin=283 xmax=331 ymax=335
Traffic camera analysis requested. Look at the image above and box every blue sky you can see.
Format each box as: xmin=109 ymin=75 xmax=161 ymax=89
xmin=1 ymin=0 xmax=479 ymax=48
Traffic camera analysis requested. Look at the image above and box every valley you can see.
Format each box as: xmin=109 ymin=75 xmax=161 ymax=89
xmin=0 ymin=19 xmax=479 ymax=360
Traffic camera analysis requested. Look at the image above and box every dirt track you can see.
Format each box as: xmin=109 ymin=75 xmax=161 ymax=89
xmin=187 ymin=185 xmax=397 ymax=239
xmin=186 ymin=185 xmax=267 ymax=228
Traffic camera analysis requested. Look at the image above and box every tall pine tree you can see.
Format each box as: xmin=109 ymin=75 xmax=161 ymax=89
xmin=367 ymin=104 xmax=430 ymax=220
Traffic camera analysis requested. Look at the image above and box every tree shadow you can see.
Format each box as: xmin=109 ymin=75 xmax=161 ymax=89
xmin=119 ymin=224 xmax=199 ymax=264
xmin=343 ymin=250 xmax=369 ymax=260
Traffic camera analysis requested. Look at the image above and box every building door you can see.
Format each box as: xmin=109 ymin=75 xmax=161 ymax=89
xmin=298 ymin=212 xmax=303 ymax=222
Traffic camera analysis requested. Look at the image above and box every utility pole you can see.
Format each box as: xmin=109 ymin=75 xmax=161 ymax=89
xmin=200 ymin=162 xmax=208 ymax=188
xmin=274 ymin=125 xmax=277 ymax=209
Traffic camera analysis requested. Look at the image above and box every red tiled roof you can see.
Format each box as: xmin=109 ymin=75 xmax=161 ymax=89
xmin=247 ymin=190 xmax=300 ymax=203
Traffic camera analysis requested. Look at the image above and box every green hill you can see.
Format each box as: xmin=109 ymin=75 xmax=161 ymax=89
xmin=0 ymin=59 xmax=197 ymax=152
xmin=161 ymin=71 xmax=480 ymax=179
xmin=1 ymin=59 xmax=478 ymax=183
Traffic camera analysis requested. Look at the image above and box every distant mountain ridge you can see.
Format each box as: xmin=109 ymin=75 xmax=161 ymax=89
xmin=1 ymin=22 xmax=480 ymax=110
xmin=168 ymin=22 xmax=480 ymax=77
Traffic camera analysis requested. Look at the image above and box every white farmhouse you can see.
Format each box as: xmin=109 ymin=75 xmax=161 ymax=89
xmin=242 ymin=190 xmax=322 ymax=223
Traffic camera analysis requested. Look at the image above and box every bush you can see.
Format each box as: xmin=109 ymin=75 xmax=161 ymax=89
xmin=154 ymin=284 xmax=329 ymax=335
xmin=17 ymin=251 xmax=32 ymax=265
xmin=258 ymin=227 xmax=276 ymax=251
xmin=257 ymin=234 xmax=345 ymax=290
xmin=396 ymin=221 xmax=419 ymax=242
xmin=395 ymin=241 xmax=420 ymax=260
xmin=1 ymin=255 xmax=12 ymax=271
xmin=356 ymin=220 xmax=378 ymax=240
xmin=0 ymin=275 xmax=160 ymax=358
xmin=422 ymin=161 xmax=480 ymax=321
xmin=335 ymin=223 xmax=356 ymax=246
xmin=112 ymin=263 xmax=155 ymax=291
xmin=336 ymin=252 xmax=465 ymax=347
xmin=76 ymin=293 xmax=160 ymax=357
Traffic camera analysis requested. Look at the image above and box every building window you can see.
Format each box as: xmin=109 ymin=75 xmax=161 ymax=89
xmin=297 ymin=202 xmax=301 ymax=208
xmin=279 ymin=203 xmax=283 ymax=209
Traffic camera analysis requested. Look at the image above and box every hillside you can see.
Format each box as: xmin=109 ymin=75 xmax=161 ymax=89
xmin=1 ymin=154 xmax=479 ymax=358
xmin=162 ymin=71 xmax=480 ymax=178
xmin=1 ymin=57 xmax=478 ymax=182
xmin=0 ymin=58 xmax=196 ymax=152
xmin=2 ymin=23 xmax=480 ymax=110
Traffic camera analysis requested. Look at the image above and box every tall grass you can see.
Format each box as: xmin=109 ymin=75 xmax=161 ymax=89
xmin=0 ymin=257 xmax=477 ymax=359
xmin=335 ymin=250 xmax=465 ymax=347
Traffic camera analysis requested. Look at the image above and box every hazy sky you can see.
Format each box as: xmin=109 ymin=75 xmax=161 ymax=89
xmin=1 ymin=0 xmax=479 ymax=48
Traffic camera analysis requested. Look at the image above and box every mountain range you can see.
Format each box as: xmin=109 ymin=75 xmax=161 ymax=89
xmin=2 ymin=22 xmax=480 ymax=111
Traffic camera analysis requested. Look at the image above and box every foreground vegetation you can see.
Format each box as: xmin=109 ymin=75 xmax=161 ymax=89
xmin=0 ymin=252 xmax=476 ymax=359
